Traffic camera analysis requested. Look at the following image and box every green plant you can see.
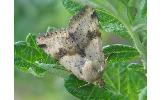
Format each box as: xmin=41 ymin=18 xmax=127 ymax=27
xmin=14 ymin=0 xmax=147 ymax=100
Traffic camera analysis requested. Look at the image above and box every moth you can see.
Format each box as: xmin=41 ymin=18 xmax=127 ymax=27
xmin=36 ymin=6 xmax=105 ymax=86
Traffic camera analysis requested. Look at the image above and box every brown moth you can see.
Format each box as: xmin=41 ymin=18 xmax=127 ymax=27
xmin=36 ymin=6 xmax=105 ymax=85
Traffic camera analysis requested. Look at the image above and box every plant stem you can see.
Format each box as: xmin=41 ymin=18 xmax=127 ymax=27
xmin=96 ymin=6 xmax=147 ymax=69
xmin=127 ymin=27 xmax=147 ymax=69
xmin=115 ymin=16 xmax=147 ymax=69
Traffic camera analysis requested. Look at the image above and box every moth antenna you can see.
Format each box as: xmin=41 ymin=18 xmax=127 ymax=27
xmin=46 ymin=26 xmax=55 ymax=34
xmin=38 ymin=32 xmax=45 ymax=37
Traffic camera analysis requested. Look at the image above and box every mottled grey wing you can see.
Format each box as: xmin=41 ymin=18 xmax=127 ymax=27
xmin=36 ymin=29 xmax=86 ymax=79
xmin=85 ymin=37 xmax=105 ymax=69
xmin=36 ymin=29 xmax=77 ymax=60
xmin=68 ymin=6 xmax=105 ymax=68
xmin=68 ymin=6 xmax=100 ymax=49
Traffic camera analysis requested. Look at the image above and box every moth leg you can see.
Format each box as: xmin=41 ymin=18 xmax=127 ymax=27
xmin=95 ymin=78 xmax=105 ymax=87
xmin=77 ymin=82 xmax=91 ymax=89
xmin=105 ymin=57 xmax=108 ymax=64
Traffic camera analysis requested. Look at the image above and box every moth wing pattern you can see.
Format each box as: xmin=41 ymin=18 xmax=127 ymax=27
xmin=59 ymin=54 xmax=86 ymax=79
xmin=36 ymin=29 xmax=86 ymax=79
xmin=68 ymin=6 xmax=100 ymax=49
xmin=85 ymin=36 xmax=105 ymax=70
xmin=81 ymin=33 xmax=105 ymax=83
xmin=36 ymin=29 xmax=77 ymax=60
xmin=36 ymin=6 xmax=105 ymax=84
xmin=68 ymin=5 xmax=104 ymax=68
xmin=68 ymin=6 xmax=105 ymax=83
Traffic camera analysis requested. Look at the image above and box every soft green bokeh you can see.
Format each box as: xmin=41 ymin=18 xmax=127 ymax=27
xmin=14 ymin=0 xmax=71 ymax=41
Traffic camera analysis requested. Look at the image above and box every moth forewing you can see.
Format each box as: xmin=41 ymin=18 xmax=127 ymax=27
xmin=36 ymin=6 xmax=105 ymax=85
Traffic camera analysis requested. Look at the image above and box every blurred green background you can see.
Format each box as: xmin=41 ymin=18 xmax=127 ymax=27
xmin=14 ymin=0 xmax=128 ymax=100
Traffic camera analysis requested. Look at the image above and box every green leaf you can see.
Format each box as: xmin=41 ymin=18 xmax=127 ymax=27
xmin=103 ymin=63 xmax=123 ymax=95
xmin=103 ymin=63 xmax=146 ymax=100
xmin=36 ymin=62 xmax=70 ymax=78
xmin=14 ymin=33 xmax=67 ymax=77
xmin=63 ymin=0 xmax=83 ymax=14
xmin=120 ymin=63 xmax=146 ymax=99
xmin=96 ymin=9 xmax=130 ymax=38
xmin=139 ymin=86 xmax=147 ymax=100
xmin=64 ymin=74 xmax=115 ymax=100
xmin=103 ymin=44 xmax=140 ymax=63
xmin=14 ymin=41 xmax=46 ymax=77
xmin=26 ymin=33 xmax=37 ymax=47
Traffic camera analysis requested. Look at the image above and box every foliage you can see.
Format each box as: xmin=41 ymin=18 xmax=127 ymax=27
xmin=65 ymin=63 xmax=146 ymax=100
xmin=14 ymin=33 xmax=69 ymax=77
xmin=14 ymin=0 xmax=147 ymax=100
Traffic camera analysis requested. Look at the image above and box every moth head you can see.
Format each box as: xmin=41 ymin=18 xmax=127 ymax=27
xmin=36 ymin=33 xmax=56 ymax=57
xmin=81 ymin=59 xmax=104 ymax=83
xmin=36 ymin=33 xmax=48 ymax=49
xmin=36 ymin=31 xmax=70 ymax=59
